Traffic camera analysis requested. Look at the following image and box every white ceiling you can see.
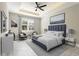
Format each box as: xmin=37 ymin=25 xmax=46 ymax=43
xmin=7 ymin=2 xmax=79 ymax=17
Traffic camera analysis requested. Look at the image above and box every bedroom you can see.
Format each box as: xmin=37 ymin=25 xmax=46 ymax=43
xmin=0 ymin=2 xmax=79 ymax=56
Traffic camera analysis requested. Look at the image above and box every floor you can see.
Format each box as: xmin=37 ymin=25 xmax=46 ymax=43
xmin=13 ymin=40 xmax=37 ymax=56
xmin=13 ymin=39 xmax=79 ymax=56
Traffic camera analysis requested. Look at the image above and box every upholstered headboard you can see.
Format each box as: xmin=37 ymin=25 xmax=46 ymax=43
xmin=48 ymin=24 xmax=66 ymax=37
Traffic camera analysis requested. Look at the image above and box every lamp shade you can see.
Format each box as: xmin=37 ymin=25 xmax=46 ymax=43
xmin=44 ymin=29 xmax=48 ymax=32
xmin=68 ymin=29 xmax=75 ymax=34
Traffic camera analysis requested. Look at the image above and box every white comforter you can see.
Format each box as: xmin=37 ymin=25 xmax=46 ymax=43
xmin=37 ymin=35 xmax=64 ymax=51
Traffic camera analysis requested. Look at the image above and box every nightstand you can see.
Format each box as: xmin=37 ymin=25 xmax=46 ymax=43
xmin=65 ymin=37 xmax=76 ymax=47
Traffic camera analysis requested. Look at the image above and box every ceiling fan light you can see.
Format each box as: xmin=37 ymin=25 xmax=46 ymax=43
xmin=35 ymin=9 xmax=37 ymax=11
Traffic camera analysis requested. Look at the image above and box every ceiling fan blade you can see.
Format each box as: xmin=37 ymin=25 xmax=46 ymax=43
xmin=35 ymin=2 xmax=38 ymax=5
xmin=39 ymin=8 xmax=44 ymax=11
xmin=35 ymin=2 xmax=39 ymax=6
xmin=40 ymin=5 xmax=47 ymax=7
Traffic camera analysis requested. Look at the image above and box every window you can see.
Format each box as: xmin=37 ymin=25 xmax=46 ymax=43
xmin=22 ymin=21 xmax=27 ymax=30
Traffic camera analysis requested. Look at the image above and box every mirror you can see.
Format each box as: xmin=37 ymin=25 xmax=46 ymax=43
xmin=0 ymin=11 xmax=7 ymax=33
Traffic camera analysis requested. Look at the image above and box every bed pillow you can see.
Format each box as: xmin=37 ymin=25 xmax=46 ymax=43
xmin=44 ymin=31 xmax=54 ymax=35
xmin=58 ymin=32 xmax=64 ymax=37
xmin=42 ymin=31 xmax=55 ymax=37
xmin=43 ymin=31 xmax=64 ymax=38
xmin=53 ymin=31 xmax=64 ymax=37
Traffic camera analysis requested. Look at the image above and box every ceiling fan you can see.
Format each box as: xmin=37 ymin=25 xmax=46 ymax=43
xmin=35 ymin=2 xmax=47 ymax=11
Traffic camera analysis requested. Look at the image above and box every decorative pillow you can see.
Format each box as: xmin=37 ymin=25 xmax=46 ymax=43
xmin=57 ymin=32 xmax=63 ymax=37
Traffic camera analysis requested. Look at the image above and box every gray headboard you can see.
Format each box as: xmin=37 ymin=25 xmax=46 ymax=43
xmin=48 ymin=24 xmax=66 ymax=37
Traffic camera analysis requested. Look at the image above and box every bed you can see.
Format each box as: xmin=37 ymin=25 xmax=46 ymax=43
xmin=32 ymin=24 xmax=66 ymax=51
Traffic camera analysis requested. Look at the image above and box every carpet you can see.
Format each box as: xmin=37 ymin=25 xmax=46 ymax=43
xmin=13 ymin=41 xmax=37 ymax=56
xmin=25 ymin=39 xmax=79 ymax=56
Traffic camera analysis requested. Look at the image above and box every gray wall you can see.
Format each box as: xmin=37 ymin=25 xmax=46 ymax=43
xmin=65 ymin=4 xmax=79 ymax=43
xmin=34 ymin=18 xmax=41 ymax=34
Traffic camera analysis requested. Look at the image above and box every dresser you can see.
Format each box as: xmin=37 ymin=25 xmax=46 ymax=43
xmin=0 ymin=32 xmax=13 ymax=56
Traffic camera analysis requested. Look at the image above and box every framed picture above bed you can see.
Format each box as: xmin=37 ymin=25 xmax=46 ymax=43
xmin=50 ymin=13 xmax=65 ymax=24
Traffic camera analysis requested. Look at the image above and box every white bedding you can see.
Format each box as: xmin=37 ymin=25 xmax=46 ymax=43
xmin=37 ymin=31 xmax=64 ymax=51
xmin=37 ymin=36 xmax=57 ymax=51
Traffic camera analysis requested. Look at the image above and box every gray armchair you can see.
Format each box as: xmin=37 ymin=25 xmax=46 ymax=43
xmin=19 ymin=32 xmax=27 ymax=40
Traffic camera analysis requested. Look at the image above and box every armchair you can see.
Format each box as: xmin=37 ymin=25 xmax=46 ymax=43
xmin=19 ymin=32 xmax=27 ymax=40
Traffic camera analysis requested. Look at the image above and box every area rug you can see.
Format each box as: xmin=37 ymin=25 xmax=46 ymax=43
xmin=25 ymin=39 xmax=77 ymax=56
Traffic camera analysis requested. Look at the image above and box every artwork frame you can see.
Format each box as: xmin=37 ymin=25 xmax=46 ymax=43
xmin=50 ymin=13 xmax=65 ymax=24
